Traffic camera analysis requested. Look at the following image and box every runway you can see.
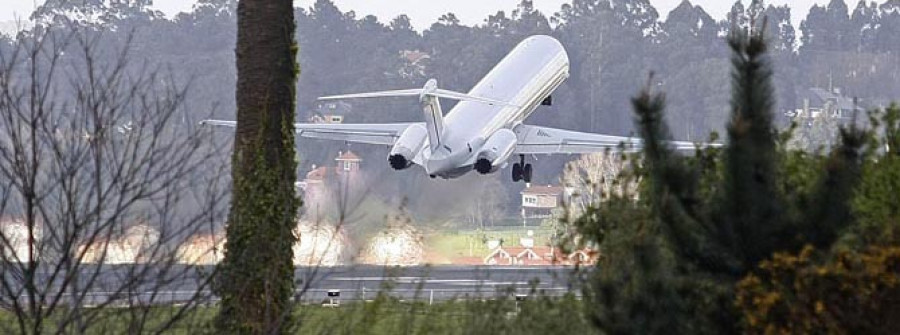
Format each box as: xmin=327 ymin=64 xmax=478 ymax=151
xmin=15 ymin=266 xmax=585 ymax=306
xmin=294 ymin=265 xmax=583 ymax=303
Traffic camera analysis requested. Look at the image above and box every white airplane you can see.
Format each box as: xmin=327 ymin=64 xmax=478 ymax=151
xmin=203 ymin=35 xmax=699 ymax=183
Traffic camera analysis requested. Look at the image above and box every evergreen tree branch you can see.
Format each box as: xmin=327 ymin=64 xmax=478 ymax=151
xmin=718 ymin=23 xmax=783 ymax=270
xmin=631 ymin=79 xmax=739 ymax=275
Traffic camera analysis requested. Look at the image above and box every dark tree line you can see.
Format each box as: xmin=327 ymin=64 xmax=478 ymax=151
xmin=20 ymin=0 xmax=900 ymax=138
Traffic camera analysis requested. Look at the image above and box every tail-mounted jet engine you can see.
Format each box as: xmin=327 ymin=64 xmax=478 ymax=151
xmin=474 ymin=129 xmax=517 ymax=174
xmin=389 ymin=124 xmax=427 ymax=170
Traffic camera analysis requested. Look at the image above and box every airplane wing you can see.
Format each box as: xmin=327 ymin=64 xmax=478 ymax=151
xmin=292 ymin=123 xmax=420 ymax=145
xmin=513 ymin=125 xmax=701 ymax=154
xmin=200 ymin=120 xmax=420 ymax=146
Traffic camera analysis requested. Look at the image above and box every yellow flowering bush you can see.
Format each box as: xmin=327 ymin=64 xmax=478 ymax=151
xmin=736 ymin=245 xmax=900 ymax=334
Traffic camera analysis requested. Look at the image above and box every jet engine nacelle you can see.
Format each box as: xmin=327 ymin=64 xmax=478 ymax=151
xmin=474 ymin=129 xmax=517 ymax=174
xmin=389 ymin=124 xmax=427 ymax=170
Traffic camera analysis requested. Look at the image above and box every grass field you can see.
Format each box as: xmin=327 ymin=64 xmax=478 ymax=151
xmin=424 ymin=227 xmax=555 ymax=263
xmin=296 ymin=293 xmax=589 ymax=334
xmin=1 ymin=293 xmax=589 ymax=334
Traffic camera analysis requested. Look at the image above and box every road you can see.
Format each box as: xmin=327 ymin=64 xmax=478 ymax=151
xmin=294 ymin=265 xmax=583 ymax=303
xmin=12 ymin=265 xmax=584 ymax=306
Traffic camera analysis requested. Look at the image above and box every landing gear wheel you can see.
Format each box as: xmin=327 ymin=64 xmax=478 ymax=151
xmin=523 ymin=164 xmax=533 ymax=183
xmin=512 ymin=163 xmax=523 ymax=182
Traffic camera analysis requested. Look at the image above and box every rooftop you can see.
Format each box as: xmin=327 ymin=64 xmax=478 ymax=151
xmin=316 ymin=101 xmax=352 ymax=115
xmin=305 ymin=166 xmax=331 ymax=181
xmin=336 ymin=151 xmax=361 ymax=161
xmin=401 ymin=50 xmax=431 ymax=64
xmin=802 ymin=87 xmax=861 ymax=111
xmin=522 ymin=185 xmax=564 ymax=196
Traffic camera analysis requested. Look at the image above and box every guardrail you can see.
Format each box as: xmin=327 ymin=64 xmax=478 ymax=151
xmin=295 ymin=287 xmax=576 ymax=306
xmin=17 ymin=287 xmax=578 ymax=308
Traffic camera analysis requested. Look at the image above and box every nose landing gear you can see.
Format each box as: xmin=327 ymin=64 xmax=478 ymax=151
xmin=511 ymin=154 xmax=532 ymax=183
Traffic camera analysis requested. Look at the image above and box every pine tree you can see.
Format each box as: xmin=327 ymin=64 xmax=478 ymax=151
xmin=636 ymin=21 xmax=865 ymax=276
xmin=581 ymin=22 xmax=868 ymax=334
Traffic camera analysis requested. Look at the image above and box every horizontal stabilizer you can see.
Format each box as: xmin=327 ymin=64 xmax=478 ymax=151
xmin=319 ymin=87 xmax=516 ymax=107
xmin=318 ymin=89 xmax=421 ymax=101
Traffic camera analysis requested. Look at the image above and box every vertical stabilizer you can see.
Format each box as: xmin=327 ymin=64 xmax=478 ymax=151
xmin=421 ymin=92 xmax=444 ymax=151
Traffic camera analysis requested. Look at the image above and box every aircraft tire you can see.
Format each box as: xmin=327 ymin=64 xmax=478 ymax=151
xmin=512 ymin=163 xmax=523 ymax=182
xmin=523 ymin=164 xmax=533 ymax=183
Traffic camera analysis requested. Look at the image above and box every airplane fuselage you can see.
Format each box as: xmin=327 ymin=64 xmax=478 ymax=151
xmin=421 ymin=35 xmax=570 ymax=178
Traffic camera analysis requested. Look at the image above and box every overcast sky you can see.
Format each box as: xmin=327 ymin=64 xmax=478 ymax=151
xmin=1 ymin=0 xmax=851 ymax=30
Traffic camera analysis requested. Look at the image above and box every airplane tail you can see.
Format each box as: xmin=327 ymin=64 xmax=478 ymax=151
xmin=319 ymin=79 xmax=515 ymax=152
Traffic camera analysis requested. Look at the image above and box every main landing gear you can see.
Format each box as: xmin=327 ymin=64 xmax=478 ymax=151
xmin=511 ymin=154 xmax=532 ymax=183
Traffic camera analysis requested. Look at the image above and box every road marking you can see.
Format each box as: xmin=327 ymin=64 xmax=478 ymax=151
xmin=330 ymin=276 xmax=433 ymax=281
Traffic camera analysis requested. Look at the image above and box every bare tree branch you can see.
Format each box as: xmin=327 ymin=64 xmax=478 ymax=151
xmin=0 ymin=26 xmax=229 ymax=334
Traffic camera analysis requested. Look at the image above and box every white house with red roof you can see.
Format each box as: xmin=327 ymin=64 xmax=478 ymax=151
xmin=480 ymin=231 xmax=597 ymax=266
xmin=334 ymin=151 xmax=361 ymax=172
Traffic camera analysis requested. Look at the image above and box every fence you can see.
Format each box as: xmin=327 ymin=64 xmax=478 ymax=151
xmin=19 ymin=286 xmax=577 ymax=308
xmin=295 ymin=287 xmax=577 ymax=306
